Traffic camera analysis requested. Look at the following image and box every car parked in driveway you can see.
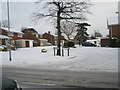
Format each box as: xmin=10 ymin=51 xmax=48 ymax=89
xmin=2 ymin=77 xmax=22 ymax=90
xmin=82 ymin=42 xmax=97 ymax=47
xmin=0 ymin=45 xmax=16 ymax=51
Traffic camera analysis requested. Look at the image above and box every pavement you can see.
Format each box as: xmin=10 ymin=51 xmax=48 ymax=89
xmin=2 ymin=66 xmax=119 ymax=90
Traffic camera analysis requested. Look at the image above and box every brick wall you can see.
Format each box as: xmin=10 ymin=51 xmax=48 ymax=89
xmin=109 ymin=25 xmax=120 ymax=38
xmin=42 ymin=33 xmax=55 ymax=44
xmin=23 ymin=31 xmax=40 ymax=47
xmin=0 ymin=29 xmax=8 ymax=36
xmin=101 ymin=38 xmax=110 ymax=47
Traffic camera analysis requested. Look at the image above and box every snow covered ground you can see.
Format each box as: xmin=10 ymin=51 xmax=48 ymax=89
xmin=1 ymin=46 xmax=118 ymax=72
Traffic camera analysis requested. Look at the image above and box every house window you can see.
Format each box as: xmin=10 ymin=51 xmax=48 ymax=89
xmin=33 ymin=34 xmax=36 ymax=37
xmin=33 ymin=34 xmax=39 ymax=38
xmin=18 ymin=33 xmax=23 ymax=37
xmin=2 ymin=39 xmax=6 ymax=45
xmin=33 ymin=40 xmax=37 ymax=43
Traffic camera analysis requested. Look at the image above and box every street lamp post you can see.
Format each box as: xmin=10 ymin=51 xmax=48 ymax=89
xmin=116 ymin=12 xmax=119 ymax=38
xmin=118 ymin=1 xmax=120 ymax=38
xmin=116 ymin=1 xmax=120 ymax=38
xmin=115 ymin=1 xmax=120 ymax=48
xmin=7 ymin=0 xmax=12 ymax=61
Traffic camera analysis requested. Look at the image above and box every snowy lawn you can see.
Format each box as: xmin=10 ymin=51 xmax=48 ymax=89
xmin=1 ymin=46 xmax=118 ymax=72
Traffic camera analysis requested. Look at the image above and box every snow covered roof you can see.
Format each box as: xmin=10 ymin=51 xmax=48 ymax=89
xmin=39 ymin=39 xmax=48 ymax=41
xmin=1 ymin=27 xmax=23 ymax=34
xmin=107 ymin=17 xmax=118 ymax=26
xmin=15 ymin=39 xmax=34 ymax=41
xmin=0 ymin=35 xmax=9 ymax=39
xmin=87 ymin=38 xmax=100 ymax=42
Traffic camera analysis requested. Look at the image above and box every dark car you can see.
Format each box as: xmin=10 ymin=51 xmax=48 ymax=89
xmin=2 ymin=77 xmax=22 ymax=90
xmin=82 ymin=42 xmax=97 ymax=47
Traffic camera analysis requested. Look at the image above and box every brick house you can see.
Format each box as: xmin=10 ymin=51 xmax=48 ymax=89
xmin=101 ymin=17 xmax=120 ymax=47
xmin=22 ymin=28 xmax=40 ymax=47
xmin=42 ymin=31 xmax=67 ymax=45
xmin=108 ymin=17 xmax=120 ymax=38
xmin=42 ymin=31 xmax=55 ymax=45
xmin=0 ymin=27 xmax=23 ymax=39
xmin=0 ymin=27 xmax=35 ymax=48
xmin=0 ymin=27 xmax=23 ymax=46
xmin=0 ymin=34 xmax=9 ymax=46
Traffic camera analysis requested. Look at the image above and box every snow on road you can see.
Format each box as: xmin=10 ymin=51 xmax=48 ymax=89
xmin=1 ymin=46 xmax=118 ymax=72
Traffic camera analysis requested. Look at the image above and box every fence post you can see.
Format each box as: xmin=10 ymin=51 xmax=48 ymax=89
xmin=62 ymin=48 xmax=64 ymax=57
xmin=54 ymin=48 xmax=55 ymax=56
xmin=68 ymin=48 xmax=69 ymax=56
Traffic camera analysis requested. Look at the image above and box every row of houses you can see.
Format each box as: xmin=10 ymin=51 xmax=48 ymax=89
xmin=0 ymin=16 xmax=119 ymax=48
xmin=0 ymin=27 xmax=67 ymax=48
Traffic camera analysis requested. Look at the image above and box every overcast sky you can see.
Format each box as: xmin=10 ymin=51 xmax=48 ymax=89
xmin=1 ymin=0 xmax=120 ymax=36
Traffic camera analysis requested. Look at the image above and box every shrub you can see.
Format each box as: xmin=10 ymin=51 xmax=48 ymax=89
xmin=109 ymin=39 xmax=117 ymax=47
xmin=117 ymin=39 xmax=120 ymax=47
xmin=41 ymin=49 xmax=47 ymax=53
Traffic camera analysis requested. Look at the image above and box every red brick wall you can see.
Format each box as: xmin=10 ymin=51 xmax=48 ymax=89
xmin=12 ymin=33 xmax=24 ymax=40
xmin=12 ymin=33 xmax=19 ymax=40
xmin=23 ymin=31 xmax=40 ymax=46
xmin=42 ymin=33 xmax=67 ymax=43
xmin=0 ymin=29 xmax=8 ymax=36
xmin=101 ymin=38 xmax=110 ymax=47
xmin=42 ymin=33 xmax=55 ymax=43
xmin=109 ymin=25 xmax=120 ymax=38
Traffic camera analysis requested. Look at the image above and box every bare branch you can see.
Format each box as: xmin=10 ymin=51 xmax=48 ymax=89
xmin=61 ymin=17 xmax=87 ymax=20
xmin=61 ymin=20 xmax=76 ymax=40
xmin=32 ymin=0 xmax=92 ymax=23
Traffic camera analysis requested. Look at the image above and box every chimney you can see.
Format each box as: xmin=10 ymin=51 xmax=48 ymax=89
xmin=48 ymin=31 xmax=50 ymax=34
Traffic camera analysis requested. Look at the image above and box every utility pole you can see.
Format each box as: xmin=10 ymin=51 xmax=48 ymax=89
xmin=118 ymin=1 xmax=120 ymax=38
xmin=7 ymin=0 xmax=12 ymax=61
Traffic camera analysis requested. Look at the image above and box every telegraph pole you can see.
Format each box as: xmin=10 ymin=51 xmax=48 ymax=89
xmin=7 ymin=0 xmax=12 ymax=61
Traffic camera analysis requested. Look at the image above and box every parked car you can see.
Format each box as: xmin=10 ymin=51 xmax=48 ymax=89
xmin=82 ymin=42 xmax=97 ymax=47
xmin=0 ymin=45 xmax=16 ymax=51
xmin=0 ymin=46 xmax=4 ymax=51
xmin=0 ymin=45 xmax=8 ymax=51
xmin=2 ymin=77 xmax=22 ymax=90
xmin=7 ymin=44 xmax=16 ymax=51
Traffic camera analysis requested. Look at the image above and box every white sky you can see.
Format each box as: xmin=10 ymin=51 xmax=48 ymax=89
xmin=1 ymin=0 xmax=120 ymax=36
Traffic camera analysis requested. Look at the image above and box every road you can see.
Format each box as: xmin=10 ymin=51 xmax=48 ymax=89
xmin=2 ymin=66 xmax=119 ymax=89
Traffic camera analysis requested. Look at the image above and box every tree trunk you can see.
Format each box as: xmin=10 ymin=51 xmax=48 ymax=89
xmin=67 ymin=35 xmax=70 ymax=41
xmin=57 ymin=10 xmax=61 ymax=56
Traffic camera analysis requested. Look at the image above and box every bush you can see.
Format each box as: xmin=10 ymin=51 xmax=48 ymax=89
xmin=109 ymin=38 xmax=120 ymax=48
xmin=63 ymin=41 xmax=75 ymax=48
xmin=41 ymin=49 xmax=47 ymax=53
xmin=2 ymin=48 xmax=8 ymax=51
xmin=117 ymin=39 xmax=120 ymax=47
xmin=109 ymin=39 xmax=117 ymax=47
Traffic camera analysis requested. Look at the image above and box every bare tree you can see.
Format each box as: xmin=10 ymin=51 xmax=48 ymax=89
xmin=32 ymin=0 xmax=91 ymax=56
xmin=61 ymin=20 xmax=76 ymax=40
xmin=94 ymin=30 xmax=103 ymax=38
xmin=0 ymin=20 xmax=9 ymax=28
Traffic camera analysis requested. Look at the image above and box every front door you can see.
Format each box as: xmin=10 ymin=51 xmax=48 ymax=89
xmin=26 ymin=41 xmax=29 ymax=47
